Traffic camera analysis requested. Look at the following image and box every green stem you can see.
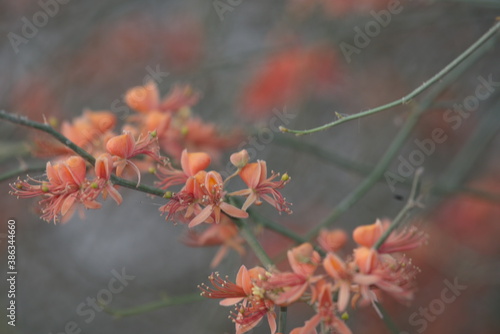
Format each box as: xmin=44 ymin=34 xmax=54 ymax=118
xmin=233 ymin=217 xmax=274 ymax=268
xmin=110 ymin=174 xmax=166 ymax=197
xmin=375 ymin=302 xmax=400 ymax=334
xmin=0 ymin=110 xmax=96 ymax=165
xmin=278 ymin=306 xmax=288 ymax=333
xmin=0 ymin=110 xmax=168 ymax=198
xmin=280 ymin=20 xmax=500 ymax=136
xmin=374 ymin=168 xmax=423 ymax=250
xmin=103 ymin=292 xmax=203 ymax=318
xmin=229 ymin=197 xmax=274 ymax=268
xmin=273 ymin=134 xmax=500 ymax=203
xmin=304 ymin=107 xmax=423 ymax=240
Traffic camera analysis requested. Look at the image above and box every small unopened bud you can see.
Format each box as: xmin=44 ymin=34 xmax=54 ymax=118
xmin=148 ymin=167 xmax=156 ymax=174
xmin=230 ymin=150 xmax=249 ymax=168
xmin=150 ymin=129 xmax=157 ymax=138
xmin=341 ymin=312 xmax=349 ymax=320
xmin=41 ymin=183 xmax=49 ymax=192
xmin=48 ymin=116 xmax=58 ymax=128
xmin=163 ymin=191 xmax=173 ymax=199
xmin=281 ymin=173 xmax=290 ymax=182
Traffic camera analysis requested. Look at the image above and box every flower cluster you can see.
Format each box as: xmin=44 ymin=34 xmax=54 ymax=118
xmin=10 ymin=154 xmax=122 ymax=223
xmin=157 ymin=149 xmax=292 ymax=228
xmin=10 ymin=81 xmax=248 ymax=223
xmin=200 ymin=219 xmax=427 ymax=334
xmin=33 ymin=81 xmax=240 ymax=164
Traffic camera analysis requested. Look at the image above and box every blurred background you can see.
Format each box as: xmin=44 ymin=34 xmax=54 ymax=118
xmin=1 ymin=0 xmax=500 ymax=333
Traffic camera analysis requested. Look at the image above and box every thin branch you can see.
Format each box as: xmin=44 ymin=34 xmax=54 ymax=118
xmin=273 ymin=134 xmax=500 ymax=203
xmin=103 ymin=292 xmax=203 ymax=318
xmin=278 ymin=306 xmax=288 ymax=333
xmin=229 ymin=198 xmax=274 ymax=268
xmin=0 ymin=110 xmax=96 ymax=164
xmin=280 ymin=20 xmax=500 ymax=136
xmin=0 ymin=110 xmax=168 ymax=198
xmin=374 ymin=168 xmax=424 ymax=250
xmin=374 ymin=302 xmax=400 ymax=334
xmin=110 ymin=174 xmax=166 ymax=197
xmin=233 ymin=216 xmax=274 ymax=268
xmin=304 ymin=33 xmax=496 ymax=240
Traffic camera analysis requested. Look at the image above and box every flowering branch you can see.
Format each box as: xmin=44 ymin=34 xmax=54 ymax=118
xmin=280 ymin=20 xmax=500 ymax=136
xmin=0 ymin=110 xmax=96 ymax=164
xmin=0 ymin=110 xmax=168 ymax=198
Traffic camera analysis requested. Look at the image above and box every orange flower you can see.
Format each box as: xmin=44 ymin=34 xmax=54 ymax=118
xmin=188 ymin=171 xmax=248 ymax=227
xmin=61 ymin=110 xmax=116 ymax=152
xmin=290 ymin=280 xmax=351 ymax=334
xmin=230 ymin=160 xmax=292 ymax=213
xmin=317 ymin=229 xmax=348 ymax=253
xmin=199 ymin=265 xmax=276 ymax=334
xmin=353 ymin=247 xmax=417 ymax=308
xmin=353 ymin=219 xmax=427 ymax=253
xmin=159 ymin=116 xmax=242 ymax=161
xmin=106 ymin=131 xmax=165 ymax=185
xmin=125 ymin=81 xmax=199 ymax=114
xmin=156 ymin=149 xmax=211 ymax=189
xmin=125 ymin=81 xmax=160 ymax=113
xmin=323 ymin=252 xmax=353 ymax=312
xmin=10 ymin=156 xmax=101 ymax=223
xmin=85 ymin=153 xmax=123 ymax=206
xmin=264 ymin=243 xmax=321 ymax=306
xmin=230 ymin=149 xmax=250 ymax=169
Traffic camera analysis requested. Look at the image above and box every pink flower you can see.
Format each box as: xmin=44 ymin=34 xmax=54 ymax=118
xmin=188 ymin=171 xmax=248 ymax=227
xmin=83 ymin=153 xmax=123 ymax=205
xmin=156 ymin=149 xmax=211 ymax=189
xmin=10 ymin=156 xmax=100 ymax=223
xmin=353 ymin=219 xmax=427 ymax=253
xmin=317 ymin=228 xmax=348 ymax=253
xmin=230 ymin=160 xmax=292 ymax=213
xmin=264 ymin=243 xmax=321 ymax=306
xmin=106 ymin=131 xmax=165 ymax=185
xmin=199 ymin=265 xmax=276 ymax=334
xmin=322 ymin=252 xmax=353 ymax=312
xmin=291 ymin=280 xmax=351 ymax=334
xmin=125 ymin=81 xmax=200 ymax=114
xmin=352 ymin=247 xmax=417 ymax=308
